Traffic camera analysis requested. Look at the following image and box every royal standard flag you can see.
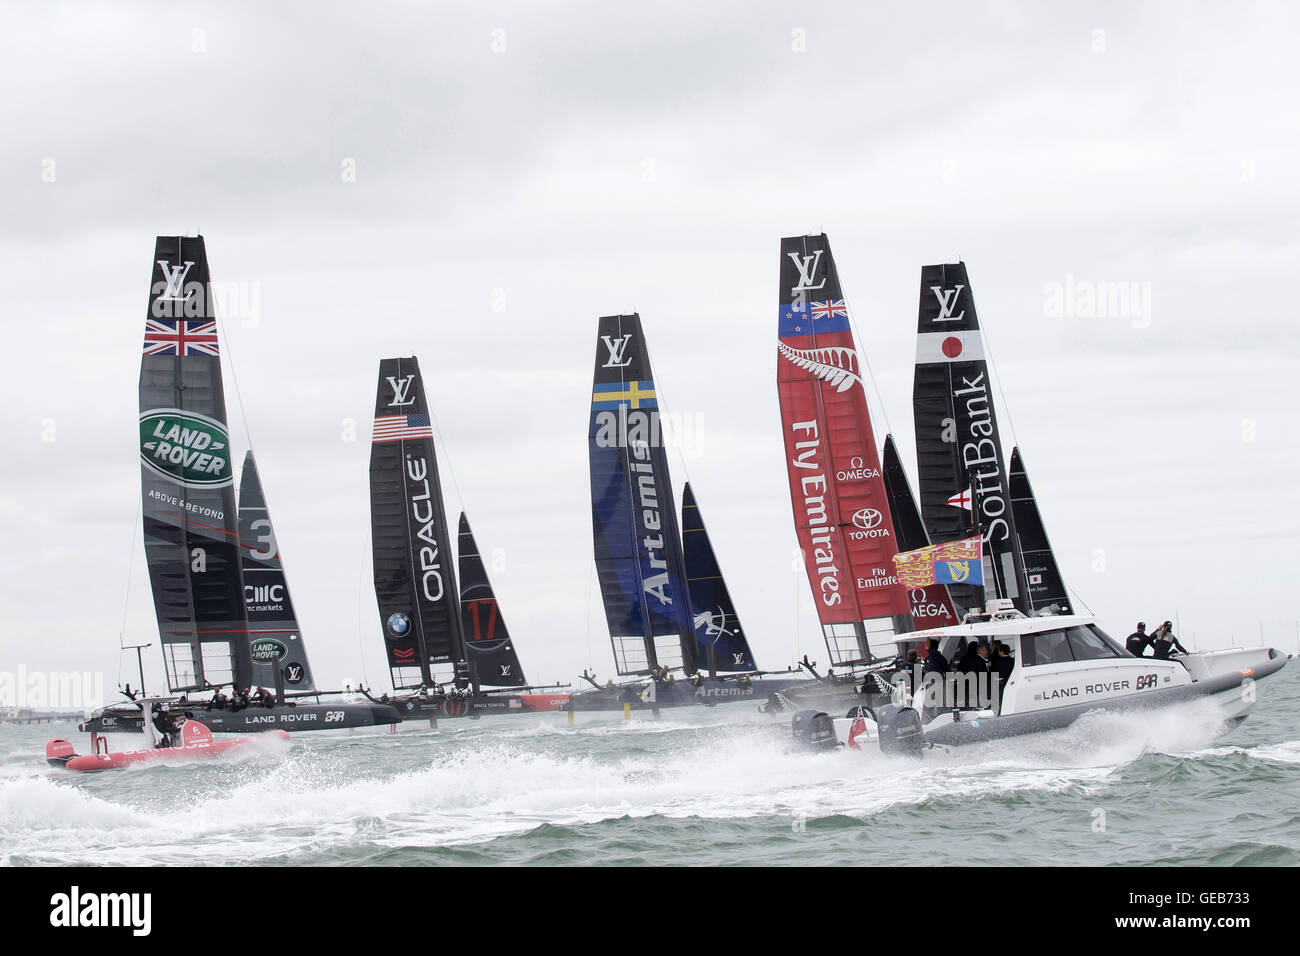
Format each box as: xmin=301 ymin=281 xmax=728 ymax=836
xmin=892 ymin=537 xmax=984 ymax=588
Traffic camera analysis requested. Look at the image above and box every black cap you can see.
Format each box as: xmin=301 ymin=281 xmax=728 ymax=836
xmin=1163 ymin=620 xmax=1172 ymax=627
xmin=1137 ymin=622 xmax=1145 ymax=629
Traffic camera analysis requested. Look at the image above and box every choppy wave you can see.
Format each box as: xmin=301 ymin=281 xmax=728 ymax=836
xmin=2 ymin=668 xmax=1296 ymax=866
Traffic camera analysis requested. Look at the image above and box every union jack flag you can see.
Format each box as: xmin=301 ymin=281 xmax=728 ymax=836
xmin=372 ymin=413 xmax=433 ymax=443
xmin=142 ymin=319 xmax=220 ymax=356
xmin=811 ymin=300 xmax=847 ymax=322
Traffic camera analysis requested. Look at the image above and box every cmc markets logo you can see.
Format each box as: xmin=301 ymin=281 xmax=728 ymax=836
xmin=139 ymin=408 xmax=233 ymax=487
xmin=250 ymin=638 xmax=287 ymax=663
xmin=386 ymin=611 xmax=412 ymax=639
xmin=851 ymin=508 xmax=883 ymax=530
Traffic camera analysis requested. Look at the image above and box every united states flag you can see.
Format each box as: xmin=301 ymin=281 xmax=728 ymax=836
xmin=811 ymin=300 xmax=847 ymax=322
xmin=372 ymin=413 xmax=433 ymax=443
xmin=142 ymin=319 xmax=220 ymax=356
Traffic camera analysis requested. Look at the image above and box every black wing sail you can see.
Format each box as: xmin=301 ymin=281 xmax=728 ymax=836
xmin=139 ymin=236 xmax=253 ymax=692
xmin=880 ymin=435 xmax=960 ymax=629
xmin=1009 ymin=447 xmax=1070 ymax=614
xmin=588 ymin=314 xmax=698 ymax=676
xmin=238 ymin=452 xmax=316 ymax=692
xmin=681 ymin=483 xmax=756 ymax=673
xmin=912 ymin=263 xmax=1029 ymax=614
xmin=369 ymin=357 xmax=465 ymax=689
xmin=458 ymin=513 xmax=527 ymax=687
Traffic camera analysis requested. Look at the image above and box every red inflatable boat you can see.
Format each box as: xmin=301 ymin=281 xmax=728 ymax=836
xmin=46 ymin=720 xmax=290 ymax=773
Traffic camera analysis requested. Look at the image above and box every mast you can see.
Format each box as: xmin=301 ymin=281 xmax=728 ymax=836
xmin=238 ymin=451 xmax=315 ymax=692
xmin=775 ymin=235 xmax=912 ymax=666
xmin=458 ymin=513 xmax=527 ymax=687
xmin=880 ymin=434 xmax=961 ymax=629
xmin=1008 ymin=447 xmax=1071 ymax=614
xmin=139 ymin=236 xmax=253 ymax=692
xmin=912 ymin=263 xmax=1030 ymax=615
xmin=588 ymin=314 xmax=698 ymax=676
xmin=368 ymin=357 xmax=465 ymax=690
xmin=681 ymin=483 xmax=757 ymax=673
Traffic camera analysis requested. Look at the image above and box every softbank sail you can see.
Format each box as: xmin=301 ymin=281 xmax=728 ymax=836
xmin=913 ymin=264 xmax=1031 ymax=616
xmin=776 ymin=235 xmax=913 ymax=665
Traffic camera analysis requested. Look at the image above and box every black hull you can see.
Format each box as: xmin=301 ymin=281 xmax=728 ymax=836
xmin=561 ymin=675 xmax=814 ymax=712
xmin=80 ymin=700 xmax=401 ymax=734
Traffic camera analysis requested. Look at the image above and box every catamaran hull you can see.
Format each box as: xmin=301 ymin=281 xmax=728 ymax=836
xmin=561 ymin=676 xmax=814 ymax=712
xmin=386 ymin=692 xmax=571 ymax=720
xmin=80 ymin=700 xmax=401 ymax=735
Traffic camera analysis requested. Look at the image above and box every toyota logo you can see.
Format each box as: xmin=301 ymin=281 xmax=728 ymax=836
xmin=852 ymin=508 xmax=883 ymax=530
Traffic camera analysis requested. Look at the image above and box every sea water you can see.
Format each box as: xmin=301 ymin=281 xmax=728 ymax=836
xmin=2 ymin=667 xmax=1297 ymax=866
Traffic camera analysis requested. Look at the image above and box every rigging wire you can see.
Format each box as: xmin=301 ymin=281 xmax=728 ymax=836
xmin=116 ymin=497 xmax=142 ymax=677
xmin=355 ymin=526 xmax=372 ymax=691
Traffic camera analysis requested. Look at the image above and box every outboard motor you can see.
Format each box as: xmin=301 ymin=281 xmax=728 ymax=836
xmin=874 ymin=704 xmax=924 ymax=758
xmin=791 ymin=710 xmax=838 ymax=750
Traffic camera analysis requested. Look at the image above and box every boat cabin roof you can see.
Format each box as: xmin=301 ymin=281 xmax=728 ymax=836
xmin=899 ymin=613 xmax=1099 ymax=645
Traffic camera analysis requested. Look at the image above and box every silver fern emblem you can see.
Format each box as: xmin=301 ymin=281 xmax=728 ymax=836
xmin=777 ymin=342 xmax=863 ymax=392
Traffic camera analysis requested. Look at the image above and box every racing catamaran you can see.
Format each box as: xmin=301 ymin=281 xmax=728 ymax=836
xmin=568 ymin=313 xmax=806 ymax=711
xmin=365 ymin=357 xmax=566 ymax=721
xmin=82 ymin=236 xmax=399 ymax=735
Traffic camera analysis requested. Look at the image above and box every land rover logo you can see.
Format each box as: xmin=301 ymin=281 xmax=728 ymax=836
xmin=139 ymin=408 xmax=233 ymax=487
xmin=852 ymin=508 xmax=883 ymax=530
xmin=386 ymin=611 xmax=411 ymax=639
xmin=250 ymin=638 xmax=287 ymax=662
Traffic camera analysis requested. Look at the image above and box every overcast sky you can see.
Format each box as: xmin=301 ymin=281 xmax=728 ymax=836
xmin=2 ymin=2 xmax=1298 ymax=702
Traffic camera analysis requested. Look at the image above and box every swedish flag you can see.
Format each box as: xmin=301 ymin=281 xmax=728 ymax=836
xmin=591 ymin=379 xmax=657 ymax=410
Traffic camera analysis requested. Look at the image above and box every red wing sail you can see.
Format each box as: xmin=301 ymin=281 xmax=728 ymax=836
xmin=776 ymin=235 xmax=911 ymax=664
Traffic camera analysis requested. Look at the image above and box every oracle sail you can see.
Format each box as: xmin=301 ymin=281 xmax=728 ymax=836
xmin=588 ymin=314 xmax=698 ymax=676
xmin=238 ymin=451 xmax=315 ymax=692
xmin=369 ymin=357 xmax=464 ymax=689
xmin=458 ymin=513 xmax=527 ymax=687
xmin=139 ymin=236 xmax=253 ymax=692
xmin=776 ymin=235 xmax=911 ymax=665
xmin=880 ymin=434 xmax=960 ymax=630
xmin=1009 ymin=447 xmax=1071 ymax=614
xmin=681 ymin=483 xmax=756 ymax=673
xmin=912 ymin=263 xmax=1029 ymax=615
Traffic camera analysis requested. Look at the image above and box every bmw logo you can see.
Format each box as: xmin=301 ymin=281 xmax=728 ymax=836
xmin=386 ymin=611 xmax=411 ymax=639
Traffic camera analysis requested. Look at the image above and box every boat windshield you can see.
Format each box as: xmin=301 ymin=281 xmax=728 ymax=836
xmin=1020 ymin=625 xmax=1128 ymax=666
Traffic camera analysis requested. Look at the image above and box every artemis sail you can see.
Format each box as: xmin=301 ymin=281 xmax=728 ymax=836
xmin=458 ymin=513 xmax=527 ymax=687
xmin=880 ymin=434 xmax=960 ymax=629
xmin=588 ymin=314 xmax=698 ymax=676
xmin=238 ymin=451 xmax=315 ymax=692
xmin=139 ymin=236 xmax=253 ymax=692
xmin=369 ymin=357 xmax=464 ymax=689
xmin=1009 ymin=447 xmax=1071 ymax=614
xmin=681 ymin=482 xmax=756 ymax=673
xmin=912 ymin=263 xmax=1029 ymax=615
xmin=776 ymin=235 xmax=911 ymax=665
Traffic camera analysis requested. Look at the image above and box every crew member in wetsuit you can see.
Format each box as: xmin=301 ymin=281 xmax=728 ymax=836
xmin=1125 ymin=622 xmax=1153 ymax=657
xmin=1151 ymin=621 xmax=1188 ymax=659
xmin=151 ymin=703 xmax=174 ymax=748
xmin=123 ymin=684 xmax=138 ymax=701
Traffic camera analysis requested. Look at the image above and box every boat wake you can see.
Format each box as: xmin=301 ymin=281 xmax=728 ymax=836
xmin=1 ymin=693 xmax=1293 ymax=865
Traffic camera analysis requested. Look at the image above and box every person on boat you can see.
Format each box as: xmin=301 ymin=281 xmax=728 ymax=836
xmin=261 ymin=689 xmax=276 ymax=708
xmin=990 ymin=642 xmax=1014 ymax=710
xmin=1125 ymin=622 xmax=1153 ymax=657
xmin=210 ymin=688 xmax=227 ymax=710
xmin=922 ymin=639 xmax=949 ymax=675
xmin=958 ymin=641 xmax=987 ymax=674
xmin=150 ymin=703 xmax=176 ymax=748
xmin=1151 ymin=622 xmax=1188 ymax=659
xmin=122 ymin=684 xmax=138 ymax=701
